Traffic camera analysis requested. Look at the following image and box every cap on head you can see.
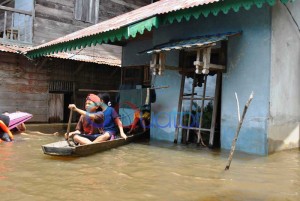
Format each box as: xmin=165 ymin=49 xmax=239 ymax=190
xmin=86 ymin=94 xmax=100 ymax=106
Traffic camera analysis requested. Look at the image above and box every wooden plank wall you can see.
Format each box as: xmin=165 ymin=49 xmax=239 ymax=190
xmin=0 ymin=0 xmax=148 ymax=122
xmin=0 ymin=52 xmax=121 ymax=123
xmin=34 ymin=0 xmax=78 ymax=45
xmin=33 ymin=0 xmax=151 ymax=45
xmin=45 ymin=58 xmax=122 ymax=120
xmin=0 ymin=52 xmax=49 ymax=122
xmin=46 ymin=59 xmax=121 ymax=95
xmin=99 ymin=0 xmax=151 ymax=22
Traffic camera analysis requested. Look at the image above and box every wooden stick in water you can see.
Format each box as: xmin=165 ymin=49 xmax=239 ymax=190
xmin=225 ymin=91 xmax=254 ymax=170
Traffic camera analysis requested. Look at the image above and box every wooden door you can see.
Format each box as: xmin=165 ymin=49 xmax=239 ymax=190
xmin=48 ymin=93 xmax=64 ymax=123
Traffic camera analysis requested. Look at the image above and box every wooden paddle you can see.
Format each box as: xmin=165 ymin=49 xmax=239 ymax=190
xmin=66 ymin=109 xmax=73 ymax=146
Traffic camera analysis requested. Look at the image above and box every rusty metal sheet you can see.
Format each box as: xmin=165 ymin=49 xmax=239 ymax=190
xmin=46 ymin=52 xmax=121 ymax=67
xmin=0 ymin=43 xmax=121 ymax=66
xmin=46 ymin=44 xmax=121 ymax=66
xmin=0 ymin=44 xmax=31 ymax=54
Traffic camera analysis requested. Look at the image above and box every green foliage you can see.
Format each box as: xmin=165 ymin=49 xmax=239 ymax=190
xmin=181 ymin=101 xmax=213 ymax=129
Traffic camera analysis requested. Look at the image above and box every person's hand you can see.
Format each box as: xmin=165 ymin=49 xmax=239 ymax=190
xmin=68 ymin=104 xmax=77 ymax=111
xmin=65 ymin=131 xmax=79 ymax=139
xmin=64 ymin=132 xmax=68 ymax=140
xmin=120 ymin=131 xmax=127 ymax=140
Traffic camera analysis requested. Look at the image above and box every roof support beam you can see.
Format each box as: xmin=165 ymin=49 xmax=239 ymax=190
xmin=0 ymin=5 xmax=32 ymax=15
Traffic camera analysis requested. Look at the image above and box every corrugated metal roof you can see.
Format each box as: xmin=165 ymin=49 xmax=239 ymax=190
xmin=46 ymin=53 xmax=121 ymax=67
xmin=0 ymin=44 xmax=30 ymax=54
xmin=27 ymin=0 xmax=288 ymax=58
xmin=46 ymin=44 xmax=121 ymax=66
xmin=141 ymin=31 xmax=241 ymax=54
xmin=0 ymin=43 xmax=121 ymax=66
xmin=29 ymin=0 xmax=220 ymax=51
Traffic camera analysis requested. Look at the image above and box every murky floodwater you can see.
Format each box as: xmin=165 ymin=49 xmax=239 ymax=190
xmin=0 ymin=131 xmax=299 ymax=201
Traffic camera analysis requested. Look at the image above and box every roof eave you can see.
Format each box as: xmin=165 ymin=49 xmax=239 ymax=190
xmin=26 ymin=0 xmax=295 ymax=58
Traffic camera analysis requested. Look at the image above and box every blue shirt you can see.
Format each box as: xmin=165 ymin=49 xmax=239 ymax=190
xmin=103 ymin=107 xmax=119 ymax=133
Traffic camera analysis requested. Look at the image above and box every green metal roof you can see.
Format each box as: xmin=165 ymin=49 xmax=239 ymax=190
xmin=162 ymin=0 xmax=295 ymax=24
xmin=26 ymin=0 xmax=296 ymax=59
xmin=140 ymin=31 xmax=242 ymax=54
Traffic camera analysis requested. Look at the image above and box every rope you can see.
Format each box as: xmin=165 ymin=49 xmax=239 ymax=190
xmin=283 ymin=3 xmax=300 ymax=34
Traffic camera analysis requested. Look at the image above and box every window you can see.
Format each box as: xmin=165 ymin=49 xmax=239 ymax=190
xmin=75 ymin=0 xmax=99 ymax=24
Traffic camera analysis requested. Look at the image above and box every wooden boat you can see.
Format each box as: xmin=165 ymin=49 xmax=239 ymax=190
xmin=41 ymin=130 xmax=149 ymax=157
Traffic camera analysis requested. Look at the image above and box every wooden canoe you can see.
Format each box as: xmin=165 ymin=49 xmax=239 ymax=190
xmin=41 ymin=131 xmax=149 ymax=157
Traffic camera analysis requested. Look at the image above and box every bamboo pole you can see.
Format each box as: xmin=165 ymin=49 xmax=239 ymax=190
xmin=225 ymin=91 xmax=254 ymax=170
xmin=66 ymin=110 xmax=73 ymax=147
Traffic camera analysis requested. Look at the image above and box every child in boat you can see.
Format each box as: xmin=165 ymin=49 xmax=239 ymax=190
xmin=65 ymin=94 xmax=104 ymax=145
xmin=0 ymin=114 xmax=14 ymax=142
xmin=92 ymin=93 xmax=127 ymax=142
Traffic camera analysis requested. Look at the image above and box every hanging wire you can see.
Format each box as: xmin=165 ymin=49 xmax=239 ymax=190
xmin=283 ymin=3 xmax=300 ymax=33
xmin=68 ymin=47 xmax=86 ymax=59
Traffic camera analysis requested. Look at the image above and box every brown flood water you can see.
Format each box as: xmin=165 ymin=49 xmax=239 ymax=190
xmin=0 ymin=130 xmax=299 ymax=201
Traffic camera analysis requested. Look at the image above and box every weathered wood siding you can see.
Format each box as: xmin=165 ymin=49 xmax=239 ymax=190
xmin=0 ymin=52 xmax=121 ymax=123
xmin=0 ymin=0 xmax=146 ymax=123
xmin=45 ymin=59 xmax=122 ymax=121
xmin=99 ymin=0 xmax=151 ymax=22
xmin=34 ymin=0 xmax=77 ymax=45
xmin=33 ymin=0 xmax=151 ymax=45
xmin=0 ymin=52 xmax=49 ymax=122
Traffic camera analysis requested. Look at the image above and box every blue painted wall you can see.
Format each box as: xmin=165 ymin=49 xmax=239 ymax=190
xmin=122 ymin=5 xmax=272 ymax=155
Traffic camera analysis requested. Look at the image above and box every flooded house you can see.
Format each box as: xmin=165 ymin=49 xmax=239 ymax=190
xmin=26 ymin=0 xmax=299 ymax=155
xmin=0 ymin=0 xmax=151 ymax=122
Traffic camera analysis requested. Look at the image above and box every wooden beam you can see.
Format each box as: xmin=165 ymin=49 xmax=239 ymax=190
xmin=166 ymin=63 xmax=225 ymax=72
xmin=0 ymin=5 xmax=32 ymax=15
xmin=78 ymin=89 xmax=120 ymax=93
xmin=0 ymin=0 xmax=14 ymax=6
xmin=73 ymin=63 xmax=85 ymax=75
xmin=110 ymin=0 xmax=140 ymax=9
xmin=209 ymin=72 xmax=221 ymax=147
xmin=209 ymin=64 xmax=226 ymax=70
xmin=78 ymin=86 xmax=168 ymax=93
xmin=36 ymin=58 xmax=48 ymax=71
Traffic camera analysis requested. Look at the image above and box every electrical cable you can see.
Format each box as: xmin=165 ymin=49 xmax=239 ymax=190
xmin=283 ymin=3 xmax=300 ymax=34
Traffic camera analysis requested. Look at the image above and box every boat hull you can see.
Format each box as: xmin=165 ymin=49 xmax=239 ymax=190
xmin=42 ymin=131 xmax=149 ymax=156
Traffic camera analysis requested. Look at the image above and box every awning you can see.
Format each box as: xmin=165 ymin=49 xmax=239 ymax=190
xmin=162 ymin=0 xmax=293 ymax=25
xmin=140 ymin=31 xmax=241 ymax=54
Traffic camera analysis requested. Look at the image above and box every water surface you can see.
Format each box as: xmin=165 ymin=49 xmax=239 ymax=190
xmin=0 ymin=131 xmax=299 ymax=201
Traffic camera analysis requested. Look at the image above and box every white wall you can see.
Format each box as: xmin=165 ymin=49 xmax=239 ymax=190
xmin=269 ymin=1 xmax=300 ymax=153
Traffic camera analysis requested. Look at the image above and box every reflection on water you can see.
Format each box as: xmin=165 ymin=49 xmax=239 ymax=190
xmin=0 ymin=131 xmax=299 ymax=201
